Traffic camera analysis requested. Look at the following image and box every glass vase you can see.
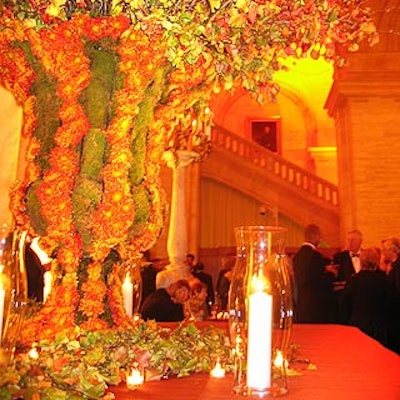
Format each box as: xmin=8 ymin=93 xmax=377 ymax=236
xmin=0 ymin=225 xmax=28 ymax=367
xmin=228 ymin=226 xmax=293 ymax=398
xmin=122 ymin=259 xmax=142 ymax=317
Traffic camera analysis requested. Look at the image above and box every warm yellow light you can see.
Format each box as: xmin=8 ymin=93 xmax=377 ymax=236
xmin=28 ymin=346 xmax=39 ymax=360
xmin=210 ymin=358 xmax=226 ymax=378
xmin=251 ymin=273 xmax=270 ymax=294
xmin=273 ymin=350 xmax=288 ymax=369
xmin=275 ymin=57 xmax=333 ymax=105
xmin=126 ymin=366 xmax=144 ymax=390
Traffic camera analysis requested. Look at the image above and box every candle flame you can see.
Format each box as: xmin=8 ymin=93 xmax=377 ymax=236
xmin=126 ymin=366 xmax=144 ymax=390
xmin=210 ymin=357 xmax=226 ymax=378
xmin=250 ymin=273 xmax=269 ymax=293
xmin=29 ymin=347 xmax=39 ymax=360
xmin=123 ymin=272 xmax=131 ymax=284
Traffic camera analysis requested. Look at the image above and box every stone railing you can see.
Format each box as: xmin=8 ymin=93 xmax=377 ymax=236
xmin=211 ymin=125 xmax=339 ymax=207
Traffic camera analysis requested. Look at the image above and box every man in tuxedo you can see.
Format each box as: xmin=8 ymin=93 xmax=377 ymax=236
xmin=332 ymin=230 xmax=363 ymax=322
xmin=333 ymin=229 xmax=363 ymax=283
xmin=293 ymin=224 xmax=337 ymax=323
xmin=140 ymin=258 xmax=168 ymax=307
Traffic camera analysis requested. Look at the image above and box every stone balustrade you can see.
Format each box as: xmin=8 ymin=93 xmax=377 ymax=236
xmin=211 ymin=126 xmax=339 ymax=208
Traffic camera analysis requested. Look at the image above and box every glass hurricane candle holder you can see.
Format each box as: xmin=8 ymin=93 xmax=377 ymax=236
xmin=228 ymin=226 xmax=293 ymax=398
xmin=122 ymin=259 xmax=142 ymax=317
xmin=0 ymin=225 xmax=28 ymax=367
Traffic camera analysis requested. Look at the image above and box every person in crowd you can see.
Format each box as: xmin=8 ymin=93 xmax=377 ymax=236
xmin=189 ymin=280 xmax=209 ymax=321
xmin=293 ymin=224 xmax=337 ymax=323
xmin=381 ymin=237 xmax=400 ymax=354
xmin=381 ymin=237 xmax=400 ymax=291
xmin=140 ymin=257 xmax=167 ymax=307
xmin=186 ymin=253 xmax=214 ymax=313
xmin=216 ymin=256 xmax=235 ymax=310
xmin=139 ymin=279 xmax=190 ymax=322
xmin=378 ymin=253 xmax=391 ymax=276
xmin=339 ymin=247 xmax=394 ymax=347
xmin=332 ymin=229 xmax=363 ymax=322
xmin=333 ymin=229 xmax=363 ymax=282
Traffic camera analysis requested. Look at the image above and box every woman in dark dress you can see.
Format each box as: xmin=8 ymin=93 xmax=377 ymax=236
xmin=339 ymin=247 xmax=393 ymax=347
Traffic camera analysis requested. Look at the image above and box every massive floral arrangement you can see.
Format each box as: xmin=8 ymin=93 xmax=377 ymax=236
xmin=0 ymin=0 xmax=377 ymax=342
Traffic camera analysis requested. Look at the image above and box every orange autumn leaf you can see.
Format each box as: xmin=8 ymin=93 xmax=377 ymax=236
xmin=52 ymin=356 xmax=71 ymax=372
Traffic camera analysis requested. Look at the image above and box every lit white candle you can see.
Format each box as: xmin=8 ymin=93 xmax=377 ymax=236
xmin=43 ymin=271 xmax=52 ymax=303
xmin=0 ymin=274 xmax=4 ymax=346
xmin=210 ymin=358 xmax=226 ymax=378
xmin=19 ymin=231 xmax=28 ymax=273
xmin=122 ymin=273 xmax=133 ymax=317
xmin=126 ymin=366 xmax=144 ymax=390
xmin=247 ymin=288 xmax=272 ymax=390
xmin=30 ymin=237 xmax=52 ymax=265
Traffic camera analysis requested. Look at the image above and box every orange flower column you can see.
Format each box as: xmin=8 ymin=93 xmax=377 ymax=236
xmin=1 ymin=15 xmax=168 ymax=343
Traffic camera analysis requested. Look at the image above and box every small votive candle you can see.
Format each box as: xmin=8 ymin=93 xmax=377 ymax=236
xmin=273 ymin=350 xmax=288 ymax=369
xmin=127 ymin=366 xmax=144 ymax=390
xmin=133 ymin=313 xmax=141 ymax=323
xmin=210 ymin=358 xmax=226 ymax=378
xmin=28 ymin=346 xmax=39 ymax=360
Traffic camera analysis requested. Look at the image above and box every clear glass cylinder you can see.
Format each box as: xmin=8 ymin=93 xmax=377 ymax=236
xmin=122 ymin=259 xmax=142 ymax=317
xmin=0 ymin=225 xmax=28 ymax=367
xmin=228 ymin=226 xmax=293 ymax=398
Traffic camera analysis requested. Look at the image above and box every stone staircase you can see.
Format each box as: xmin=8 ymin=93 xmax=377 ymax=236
xmin=200 ymin=125 xmax=340 ymax=245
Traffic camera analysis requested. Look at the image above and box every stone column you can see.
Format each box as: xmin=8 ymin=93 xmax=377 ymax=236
xmin=325 ymin=52 xmax=400 ymax=247
xmin=186 ymin=161 xmax=201 ymax=258
xmin=156 ymin=149 xmax=199 ymax=288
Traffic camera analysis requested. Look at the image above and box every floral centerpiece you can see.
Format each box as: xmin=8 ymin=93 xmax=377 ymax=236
xmin=0 ymin=0 xmax=376 ymax=395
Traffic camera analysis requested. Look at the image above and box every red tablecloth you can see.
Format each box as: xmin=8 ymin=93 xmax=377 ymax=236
xmin=108 ymin=324 xmax=400 ymax=400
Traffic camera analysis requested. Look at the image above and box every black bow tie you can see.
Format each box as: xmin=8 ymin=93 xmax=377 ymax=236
xmin=351 ymin=253 xmax=360 ymax=258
